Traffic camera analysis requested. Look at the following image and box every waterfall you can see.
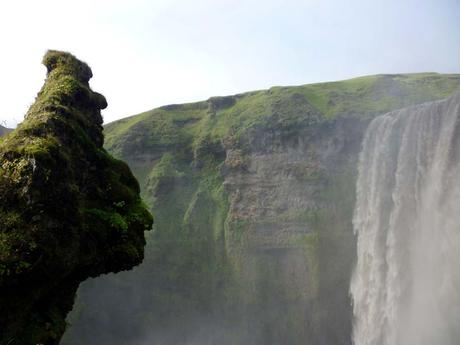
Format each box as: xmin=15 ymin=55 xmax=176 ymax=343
xmin=350 ymin=93 xmax=460 ymax=345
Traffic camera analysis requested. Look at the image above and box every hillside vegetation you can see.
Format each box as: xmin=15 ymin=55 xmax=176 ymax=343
xmin=106 ymin=72 xmax=460 ymax=157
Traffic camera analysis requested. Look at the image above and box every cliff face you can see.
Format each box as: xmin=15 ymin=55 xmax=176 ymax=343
xmin=0 ymin=51 xmax=152 ymax=345
xmin=64 ymin=73 xmax=460 ymax=344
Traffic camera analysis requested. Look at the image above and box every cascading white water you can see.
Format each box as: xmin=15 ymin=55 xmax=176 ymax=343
xmin=350 ymin=93 xmax=460 ymax=345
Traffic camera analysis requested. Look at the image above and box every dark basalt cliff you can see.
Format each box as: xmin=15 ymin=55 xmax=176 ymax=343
xmin=0 ymin=51 xmax=152 ymax=345
xmin=63 ymin=73 xmax=460 ymax=344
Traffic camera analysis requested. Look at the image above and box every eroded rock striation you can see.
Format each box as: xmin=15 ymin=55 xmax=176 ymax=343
xmin=0 ymin=51 xmax=152 ymax=344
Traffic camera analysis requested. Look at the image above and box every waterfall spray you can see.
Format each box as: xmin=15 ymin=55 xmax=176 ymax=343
xmin=350 ymin=94 xmax=460 ymax=345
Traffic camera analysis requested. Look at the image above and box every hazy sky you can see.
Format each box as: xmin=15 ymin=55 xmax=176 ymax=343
xmin=0 ymin=0 xmax=459 ymax=127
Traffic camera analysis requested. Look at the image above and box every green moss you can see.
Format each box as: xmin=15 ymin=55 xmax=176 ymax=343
xmin=0 ymin=50 xmax=152 ymax=345
xmin=84 ymin=209 xmax=129 ymax=234
xmin=149 ymin=153 xmax=185 ymax=180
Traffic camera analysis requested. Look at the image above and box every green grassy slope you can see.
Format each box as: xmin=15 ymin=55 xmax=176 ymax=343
xmin=105 ymin=72 xmax=460 ymax=157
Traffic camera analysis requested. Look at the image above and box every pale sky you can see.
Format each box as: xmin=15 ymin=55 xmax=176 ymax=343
xmin=0 ymin=0 xmax=459 ymax=127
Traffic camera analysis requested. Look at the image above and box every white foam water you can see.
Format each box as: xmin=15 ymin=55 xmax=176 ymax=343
xmin=350 ymin=94 xmax=460 ymax=345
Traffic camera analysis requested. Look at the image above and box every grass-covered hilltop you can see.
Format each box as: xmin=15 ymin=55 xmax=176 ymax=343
xmin=106 ymin=72 xmax=460 ymax=157
xmin=64 ymin=73 xmax=460 ymax=344
xmin=0 ymin=51 xmax=152 ymax=345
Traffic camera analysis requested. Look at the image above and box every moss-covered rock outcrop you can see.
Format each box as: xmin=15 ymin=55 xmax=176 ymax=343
xmin=64 ymin=73 xmax=460 ymax=344
xmin=0 ymin=51 xmax=152 ymax=345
